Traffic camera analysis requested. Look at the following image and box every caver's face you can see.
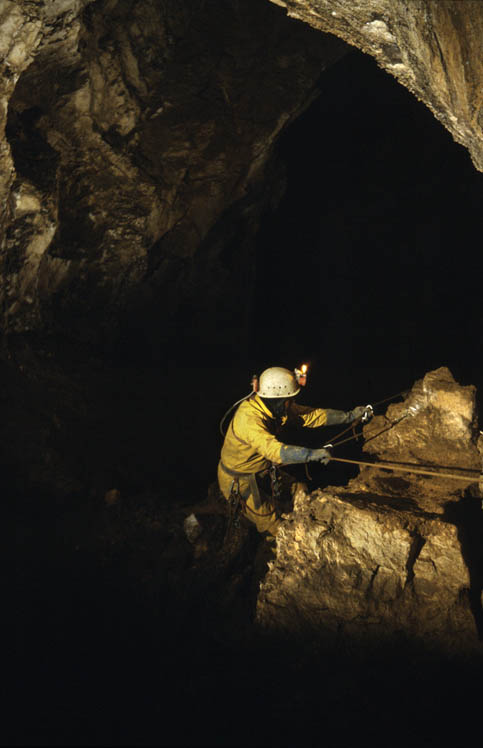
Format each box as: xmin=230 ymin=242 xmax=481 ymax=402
xmin=262 ymin=396 xmax=297 ymax=419
xmin=283 ymin=398 xmax=297 ymax=414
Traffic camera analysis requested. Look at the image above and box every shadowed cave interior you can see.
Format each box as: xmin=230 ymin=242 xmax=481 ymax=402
xmin=9 ymin=47 xmax=483 ymax=747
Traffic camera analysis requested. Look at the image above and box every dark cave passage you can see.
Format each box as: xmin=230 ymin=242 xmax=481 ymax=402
xmin=250 ymin=50 xmax=482 ymax=409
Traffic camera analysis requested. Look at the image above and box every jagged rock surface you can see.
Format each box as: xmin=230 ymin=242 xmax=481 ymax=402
xmin=0 ymin=0 xmax=346 ymax=342
xmin=270 ymin=0 xmax=483 ymax=172
xmin=356 ymin=366 xmax=481 ymax=514
xmin=257 ymin=368 xmax=483 ymax=654
xmin=2 ymin=0 xmax=482 ymax=345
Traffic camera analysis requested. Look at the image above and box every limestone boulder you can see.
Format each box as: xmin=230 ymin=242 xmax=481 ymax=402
xmin=356 ymin=366 xmax=481 ymax=513
xmin=257 ymin=485 xmax=480 ymax=653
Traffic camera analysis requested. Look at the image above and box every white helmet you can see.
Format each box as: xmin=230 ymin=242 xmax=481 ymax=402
xmin=258 ymin=367 xmax=300 ymax=399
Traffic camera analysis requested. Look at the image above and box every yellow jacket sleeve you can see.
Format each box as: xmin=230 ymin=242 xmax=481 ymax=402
xmin=289 ymin=403 xmax=328 ymax=428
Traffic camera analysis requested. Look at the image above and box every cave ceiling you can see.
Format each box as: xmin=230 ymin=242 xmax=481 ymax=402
xmin=271 ymin=0 xmax=483 ymax=172
xmin=0 ymin=0 xmax=482 ymax=351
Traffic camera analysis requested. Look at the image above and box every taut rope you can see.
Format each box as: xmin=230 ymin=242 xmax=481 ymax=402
xmin=329 ymin=456 xmax=480 ymax=482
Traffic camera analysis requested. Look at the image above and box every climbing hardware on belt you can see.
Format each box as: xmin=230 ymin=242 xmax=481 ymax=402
xmin=227 ymin=475 xmax=277 ymax=524
xmin=227 ymin=478 xmax=242 ymax=529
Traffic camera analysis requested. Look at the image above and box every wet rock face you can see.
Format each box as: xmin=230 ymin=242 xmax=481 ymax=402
xmin=0 ymin=0 xmax=346 ymax=342
xmin=271 ymin=0 xmax=483 ymax=172
xmin=257 ymin=368 xmax=483 ymax=655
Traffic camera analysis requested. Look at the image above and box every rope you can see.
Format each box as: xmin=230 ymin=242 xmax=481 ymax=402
xmin=302 ymin=388 xmax=481 ymax=485
xmin=325 ymin=419 xmax=364 ymax=449
xmin=326 ymin=389 xmax=408 ymax=449
xmin=324 ymin=419 xmax=360 ymax=447
xmin=305 ymin=418 xmax=364 ymax=480
xmin=304 ymin=409 xmax=478 ymax=483
xmin=372 ymin=389 xmax=409 ymax=407
xmin=329 ymin=456 xmax=481 ymax=482
xmin=326 ymin=406 xmax=414 ymax=453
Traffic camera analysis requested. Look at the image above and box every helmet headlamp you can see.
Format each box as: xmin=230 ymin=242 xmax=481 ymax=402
xmin=294 ymin=363 xmax=309 ymax=387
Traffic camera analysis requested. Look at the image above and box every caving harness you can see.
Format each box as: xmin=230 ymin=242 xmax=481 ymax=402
xmin=221 ymin=460 xmax=283 ymax=532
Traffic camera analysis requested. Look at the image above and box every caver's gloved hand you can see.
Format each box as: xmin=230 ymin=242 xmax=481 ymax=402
xmin=308 ymin=448 xmax=331 ymax=464
xmin=280 ymin=445 xmax=331 ymax=465
xmin=348 ymin=405 xmax=373 ymax=422
xmin=325 ymin=406 xmax=373 ymax=424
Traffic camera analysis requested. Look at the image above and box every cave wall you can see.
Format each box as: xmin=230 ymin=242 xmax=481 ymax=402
xmin=270 ymin=0 xmax=483 ymax=172
xmin=0 ymin=0 xmax=346 ymax=348
xmin=1 ymin=0 xmax=482 ymax=351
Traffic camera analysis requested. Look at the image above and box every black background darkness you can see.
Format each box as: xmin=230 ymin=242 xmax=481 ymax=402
xmin=10 ymin=46 xmax=483 ymax=748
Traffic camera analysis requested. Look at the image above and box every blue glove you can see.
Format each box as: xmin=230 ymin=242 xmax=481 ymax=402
xmin=325 ymin=409 xmax=351 ymax=425
xmin=348 ymin=405 xmax=373 ymax=422
xmin=280 ymin=445 xmax=311 ymax=464
xmin=326 ymin=405 xmax=373 ymax=425
xmin=308 ymin=448 xmax=331 ymax=464
xmin=280 ymin=445 xmax=331 ymax=465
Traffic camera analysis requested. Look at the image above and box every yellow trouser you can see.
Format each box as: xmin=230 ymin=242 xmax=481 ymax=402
xmin=217 ymin=462 xmax=281 ymax=537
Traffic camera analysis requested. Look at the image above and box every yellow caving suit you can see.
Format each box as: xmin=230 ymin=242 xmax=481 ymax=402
xmin=218 ymin=394 xmax=328 ymax=536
